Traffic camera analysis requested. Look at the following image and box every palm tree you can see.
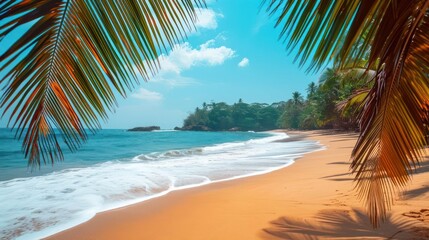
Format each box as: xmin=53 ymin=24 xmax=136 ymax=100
xmin=318 ymin=68 xmax=341 ymax=127
xmin=335 ymin=65 xmax=374 ymax=129
xmin=319 ymin=66 xmax=371 ymax=129
xmin=265 ymin=0 xmax=429 ymax=226
xmin=306 ymin=82 xmax=316 ymax=100
xmin=280 ymin=91 xmax=303 ymax=129
xmin=290 ymin=91 xmax=304 ymax=129
xmin=291 ymin=91 xmax=303 ymax=106
xmin=0 ymin=0 xmax=204 ymax=167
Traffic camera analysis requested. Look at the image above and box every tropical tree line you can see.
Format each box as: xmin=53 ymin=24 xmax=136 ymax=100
xmin=182 ymin=67 xmax=370 ymax=132
xmin=181 ymin=99 xmax=285 ymax=131
xmin=279 ymin=67 xmax=371 ymax=130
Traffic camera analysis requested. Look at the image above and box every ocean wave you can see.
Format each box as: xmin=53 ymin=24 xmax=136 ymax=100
xmin=0 ymin=132 xmax=322 ymax=240
xmin=132 ymin=148 xmax=204 ymax=162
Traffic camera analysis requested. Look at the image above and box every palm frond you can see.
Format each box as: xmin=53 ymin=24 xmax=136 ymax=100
xmin=265 ymin=0 xmax=429 ymax=226
xmin=0 ymin=0 xmax=204 ymax=168
xmin=264 ymin=0 xmax=383 ymax=72
xmin=353 ymin=2 xmax=429 ymax=225
xmin=336 ymin=88 xmax=369 ymax=115
xmin=334 ymin=66 xmax=374 ymax=116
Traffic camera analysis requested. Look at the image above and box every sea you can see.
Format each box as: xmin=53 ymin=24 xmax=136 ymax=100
xmin=0 ymin=128 xmax=323 ymax=239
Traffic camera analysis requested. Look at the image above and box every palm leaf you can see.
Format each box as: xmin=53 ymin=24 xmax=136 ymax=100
xmin=336 ymin=88 xmax=369 ymax=116
xmin=335 ymin=65 xmax=375 ymax=117
xmin=0 ymin=0 xmax=205 ymax=168
xmin=265 ymin=0 xmax=429 ymax=226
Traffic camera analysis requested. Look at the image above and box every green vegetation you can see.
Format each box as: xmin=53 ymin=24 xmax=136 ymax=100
xmin=181 ymin=99 xmax=285 ymax=131
xmin=280 ymin=67 xmax=370 ymax=131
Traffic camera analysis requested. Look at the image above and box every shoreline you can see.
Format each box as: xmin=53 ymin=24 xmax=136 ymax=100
xmin=48 ymin=130 xmax=429 ymax=239
xmin=18 ymin=130 xmax=318 ymax=240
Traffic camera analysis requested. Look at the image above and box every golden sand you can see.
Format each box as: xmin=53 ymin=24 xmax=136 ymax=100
xmin=48 ymin=130 xmax=429 ymax=239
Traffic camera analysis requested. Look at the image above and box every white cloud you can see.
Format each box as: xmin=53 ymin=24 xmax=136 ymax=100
xmin=152 ymin=39 xmax=235 ymax=86
xmin=131 ymin=88 xmax=163 ymax=101
xmin=199 ymin=39 xmax=216 ymax=49
xmin=161 ymin=40 xmax=234 ymax=70
xmin=195 ymin=8 xmax=223 ymax=30
xmin=238 ymin=57 xmax=249 ymax=67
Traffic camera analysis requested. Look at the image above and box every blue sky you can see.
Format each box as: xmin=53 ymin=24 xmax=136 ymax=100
xmin=0 ymin=1 xmax=323 ymax=130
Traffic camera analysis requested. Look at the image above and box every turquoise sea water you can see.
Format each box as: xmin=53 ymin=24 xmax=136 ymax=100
xmin=0 ymin=129 xmax=322 ymax=239
xmin=0 ymin=129 xmax=270 ymax=181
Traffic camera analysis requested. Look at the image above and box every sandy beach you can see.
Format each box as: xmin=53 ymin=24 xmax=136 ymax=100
xmin=48 ymin=130 xmax=429 ymax=239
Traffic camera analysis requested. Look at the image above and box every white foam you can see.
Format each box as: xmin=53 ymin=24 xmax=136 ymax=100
xmin=0 ymin=132 xmax=323 ymax=240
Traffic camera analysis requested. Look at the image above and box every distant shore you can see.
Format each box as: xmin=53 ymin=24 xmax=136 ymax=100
xmin=48 ymin=130 xmax=429 ymax=239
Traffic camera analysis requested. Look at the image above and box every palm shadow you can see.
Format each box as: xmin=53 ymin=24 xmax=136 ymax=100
xmin=262 ymin=208 xmax=426 ymax=239
xmin=411 ymin=156 xmax=429 ymax=175
xmin=322 ymin=156 xmax=429 ymax=183
xmin=403 ymin=184 xmax=429 ymax=199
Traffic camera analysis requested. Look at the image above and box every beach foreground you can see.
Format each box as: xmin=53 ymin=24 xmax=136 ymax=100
xmin=49 ymin=130 xmax=429 ymax=239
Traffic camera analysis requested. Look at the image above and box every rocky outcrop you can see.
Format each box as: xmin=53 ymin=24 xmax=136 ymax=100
xmin=127 ymin=126 xmax=160 ymax=132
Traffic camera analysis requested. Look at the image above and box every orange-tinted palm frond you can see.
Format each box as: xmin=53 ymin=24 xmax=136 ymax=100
xmin=265 ymin=0 xmax=429 ymax=226
xmin=353 ymin=1 xmax=429 ymax=226
xmin=0 ymin=0 xmax=205 ymax=167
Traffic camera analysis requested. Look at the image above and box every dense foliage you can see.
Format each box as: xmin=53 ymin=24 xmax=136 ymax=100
xmin=279 ymin=68 xmax=370 ymax=130
xmin=181 ymin=99 xmax=285 ymax=131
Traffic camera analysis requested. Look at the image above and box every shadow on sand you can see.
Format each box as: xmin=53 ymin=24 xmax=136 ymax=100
xmin=262 ymin=208 xmax=429 ymax=239
xmin=321 ymin=154 xmax=429 ymax=183
xmin=403 ymin=184 xmax=429 ymax=199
